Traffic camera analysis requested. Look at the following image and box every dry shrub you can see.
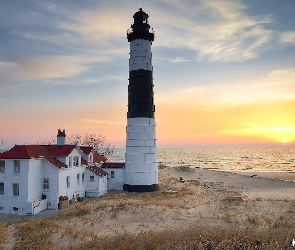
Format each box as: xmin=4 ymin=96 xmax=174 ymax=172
xmin=158 ymin=162 xmax=169 ymax=169
xmin=56 ymin=205 xmax=92 ymax=219
xmin=14 ymin=219 xmax=58 ymax=249
xmin=0 ymin=223 xmax=8 ymax=248
xmin=176 ymin=165 xmax=193 ymax=171
xmin=70 ymin=226 xmax=295 ymax=250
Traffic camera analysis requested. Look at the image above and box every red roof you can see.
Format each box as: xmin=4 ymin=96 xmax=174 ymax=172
xmin=80 ymin=146 xmax=93 ymax=155
xmin=45 ymin=145 xmax=76 ymax=157
xmin=0 ymin=145 xmax=70 ymax=169
xmin=93 ymin=153 xmax=108 ymax=163
xmin=81 ymin=158 xmax=88 ymax=165
xmin=101 ymin=162 xmax=125 ymax=169
xmin=86 ymin=165 xmax=108 ymax=177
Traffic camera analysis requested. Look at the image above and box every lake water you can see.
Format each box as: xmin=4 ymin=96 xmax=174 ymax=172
xmin=109 ymin=147 xmax=295 ymax=172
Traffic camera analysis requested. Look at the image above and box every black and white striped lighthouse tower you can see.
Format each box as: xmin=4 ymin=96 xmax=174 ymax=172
xmin=123 ymin=8 xmax=159 ymax=192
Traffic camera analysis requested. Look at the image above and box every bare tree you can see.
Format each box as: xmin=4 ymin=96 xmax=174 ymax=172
xmin=37 ymin=132 xmax=115 ymax=157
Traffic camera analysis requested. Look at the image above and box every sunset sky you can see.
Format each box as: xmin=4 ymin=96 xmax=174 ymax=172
xmin=1 ymin=0 xmax=295 ymax=148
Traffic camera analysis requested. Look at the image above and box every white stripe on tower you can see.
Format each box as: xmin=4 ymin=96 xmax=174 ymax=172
xmin=124 ymin=8 xmax=158 ymax=192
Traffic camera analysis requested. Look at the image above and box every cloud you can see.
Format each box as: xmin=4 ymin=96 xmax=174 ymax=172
xmin=169 ymin=57 xmax=189 ymax=63
xmin=0 ymin=56 xmax=87 ymax=81
xmin=152 ymin=0 xmax=272 ymax=62
xmin=157 ymin=67 xmax=295 ymax=107
xmin=268 ymin=68 xmax=295 ymax=78
xmin=279 ymin=31 xmax=295 ymax=44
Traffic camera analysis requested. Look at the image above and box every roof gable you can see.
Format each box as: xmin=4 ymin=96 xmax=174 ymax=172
xmin=45 ymin=145 xmax=77 ymax=157
xmin=80 ymin=146 xmax=93 ymax=155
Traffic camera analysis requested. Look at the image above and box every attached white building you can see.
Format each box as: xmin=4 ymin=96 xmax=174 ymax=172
xmin=0 ymin=130 xmax=125 ymax=215
xmin=101 ymin=162 xmax=125 ymax=190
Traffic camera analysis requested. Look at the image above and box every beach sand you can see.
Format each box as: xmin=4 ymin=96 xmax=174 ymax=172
xmin=1 ymin=166 xmax=295 ymax=249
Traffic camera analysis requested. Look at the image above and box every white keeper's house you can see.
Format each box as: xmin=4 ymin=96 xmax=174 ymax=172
xmin=0 ymin=129 xmax=124 ymax=215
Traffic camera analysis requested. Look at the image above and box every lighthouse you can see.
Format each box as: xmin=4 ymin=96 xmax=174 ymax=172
xmin=124 ymin=8 xmax=159 ymax=192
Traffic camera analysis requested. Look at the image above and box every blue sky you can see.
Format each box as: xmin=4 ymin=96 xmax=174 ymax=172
xmin=1 ymin=0 xmax=295 ymax=148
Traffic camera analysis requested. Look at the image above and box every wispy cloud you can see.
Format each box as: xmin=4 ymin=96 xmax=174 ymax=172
xmin=169 ymin=57 xmax=189 ymax=63
xmin=157 ymin=67 xmax=295 ymax=107
xmin=152 ymin=0 xmax=272 ymax=62
xmin=0 ymin=56 xmax=88 ymax=81
xmin=279 ymin=31 xmax=295 ymax=44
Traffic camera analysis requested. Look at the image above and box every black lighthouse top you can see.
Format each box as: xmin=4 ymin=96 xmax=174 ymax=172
xmin=127 ymin=8 xmax=154 ymax=42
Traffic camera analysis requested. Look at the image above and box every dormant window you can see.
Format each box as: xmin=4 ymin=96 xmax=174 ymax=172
xmin=73 ymin=156 xmax=79 ymax=167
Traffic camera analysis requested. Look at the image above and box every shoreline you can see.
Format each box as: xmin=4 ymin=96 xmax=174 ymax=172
xmin=195 ymin=166 xmax=295 ymax=182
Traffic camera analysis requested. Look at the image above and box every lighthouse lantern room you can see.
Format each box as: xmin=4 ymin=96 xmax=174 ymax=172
xmin=124 ymin=8 xmax=159 ymax=192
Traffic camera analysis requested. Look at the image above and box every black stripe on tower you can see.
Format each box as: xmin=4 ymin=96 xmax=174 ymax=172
xmin=127 ymin=70 xmax=155 ymax=118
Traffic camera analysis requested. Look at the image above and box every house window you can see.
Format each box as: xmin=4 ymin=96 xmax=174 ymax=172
xmin=111 ymin=171 xmax=115 ymax=178
xmin=77 ymin=174 xmax=80 ymax=185
xmin=73 ymin=156 xmax=79 ymax=167
xmin=89 ymin=155 xmax=93 ymax=163
xmin=0 ymin=183 xmax=4 ymax=195
xmin=82 ymin=173 xmax=85 ymax=183
xmin=66 ymin=176 xmax=70 ymax=188
xmin=0 ymin=206 xmax=3 ymax=211
xmin=13 ymin=183 xmax=19 ymax=196
xmin=13 ymin=207 xmax=18 ymax=211
xmin=90 ymin=176 xmax=94 ymax=182
xmin=0 ymin=161 xmax=5 ymax=173
xmin=13 ymin=160 xmax=20 ymax=173
xmin=43 ymin=178 xmax=49 ymax=190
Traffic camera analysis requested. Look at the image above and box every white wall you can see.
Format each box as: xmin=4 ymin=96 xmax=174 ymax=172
xmin=57 ymin=148 xmax=86 ymax=203
xmin=0 ymin=159 xmax=30 ymax=215
xmin=85 ymin=169 xmax=107 ymax=197
xmin=42 ymin=161 xmax=60 ymax=210
xmin=103 ymin=168 xmax=124 ymax=190
xmin=125 ymin=117 xmax=158 ymax=186
xmin=129 ymin=39 xmax=152 ymax=71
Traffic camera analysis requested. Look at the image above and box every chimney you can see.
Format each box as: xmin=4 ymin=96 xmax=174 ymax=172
xmin=57 ymin=129 xmax=66 ymax=145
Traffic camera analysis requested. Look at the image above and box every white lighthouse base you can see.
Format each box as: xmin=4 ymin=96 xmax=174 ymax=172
xmin=124 ymin=117 xmax=159 ymax=192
